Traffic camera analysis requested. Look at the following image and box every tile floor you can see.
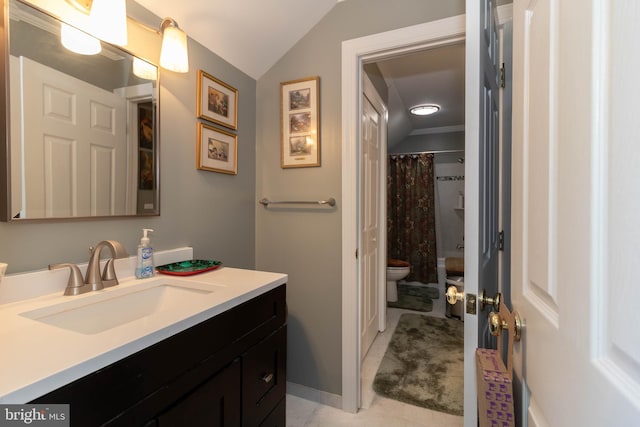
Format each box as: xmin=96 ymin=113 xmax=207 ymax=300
xmin=286 ymin=282 xmax=464 ymax=427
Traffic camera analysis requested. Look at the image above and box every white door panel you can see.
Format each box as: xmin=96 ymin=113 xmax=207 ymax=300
xmin=44 ymin=135 xmax=77 ymax=217
xmin=511 ymin=0 xmax=640 ymax=424
xmin=360 ymin=75 xmax=387 ymax=360
xmin=17 ymin=56 xmax=127 ymax=218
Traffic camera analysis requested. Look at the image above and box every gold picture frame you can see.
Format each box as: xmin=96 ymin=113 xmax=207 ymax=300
xmin=197 ymin=122 xmax=238 ymax=175
xmin=280 ymin=76 xmax=320 ymax=168
xmin=197 ymin=70 xmax=238 ymax=130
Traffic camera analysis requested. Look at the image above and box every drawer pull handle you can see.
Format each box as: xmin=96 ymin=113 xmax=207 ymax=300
xmin=261 ymin=373 xmax=274 ymax=383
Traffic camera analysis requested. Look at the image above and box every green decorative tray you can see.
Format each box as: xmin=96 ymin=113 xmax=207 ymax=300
xmin=156 ymin=259 xmax=222 ymax=276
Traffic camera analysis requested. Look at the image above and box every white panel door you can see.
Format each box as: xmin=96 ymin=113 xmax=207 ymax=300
xmin=18 ymin=56 xmax=127 ymax=218
xmin=511 ymin=0 xmax=640 ymax=425
xmin=360 ymin=75 xmax=387 ymax=360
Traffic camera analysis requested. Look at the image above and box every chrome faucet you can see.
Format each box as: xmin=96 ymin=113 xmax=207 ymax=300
xmin=49 ymin=240 xmax=128 ymax=296
xmin=85 ymin=240 xmax=128 ymax=291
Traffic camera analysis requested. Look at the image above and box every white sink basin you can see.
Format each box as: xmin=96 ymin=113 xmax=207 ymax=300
xmin=20 ymin=279 xmax=217 ymax=335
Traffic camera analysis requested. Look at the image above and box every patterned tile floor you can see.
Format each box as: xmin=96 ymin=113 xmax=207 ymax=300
xmin=286 ymin=283 xmax=464 ymax=427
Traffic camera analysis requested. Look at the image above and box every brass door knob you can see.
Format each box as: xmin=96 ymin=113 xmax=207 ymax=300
xmin=488 ymin=311 xmax=522 ymax=341
xmin=446 ymin=286 xmax=464 ymax=305
xmin=479 ymin=289 xmax=501 ymax=312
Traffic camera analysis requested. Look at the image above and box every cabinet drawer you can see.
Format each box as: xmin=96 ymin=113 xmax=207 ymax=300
xmin=242 ymin=327 xmax=286 ymax=427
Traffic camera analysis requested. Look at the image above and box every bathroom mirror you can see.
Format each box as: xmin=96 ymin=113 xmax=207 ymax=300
xmin=0 ymin=0 xmax=160 ymax=221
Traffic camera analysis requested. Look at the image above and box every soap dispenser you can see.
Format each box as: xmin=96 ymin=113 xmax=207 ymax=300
xmin=135 ymin=228 xmax=155 ymax=279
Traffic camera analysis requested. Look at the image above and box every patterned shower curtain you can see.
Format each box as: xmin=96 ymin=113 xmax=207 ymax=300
xmin=387 ymin=153 xmax=438 ymax=283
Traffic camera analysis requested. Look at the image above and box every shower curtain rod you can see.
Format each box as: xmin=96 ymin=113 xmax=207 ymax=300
xmin=388 ymin=149 xmax=464 ymax=155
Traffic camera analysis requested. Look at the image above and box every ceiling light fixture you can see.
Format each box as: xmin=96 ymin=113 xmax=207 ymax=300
xmin=409 ymin=104 xmax=440 ymax=116
xmin=159 ymin=18 xmax=189 ymax=73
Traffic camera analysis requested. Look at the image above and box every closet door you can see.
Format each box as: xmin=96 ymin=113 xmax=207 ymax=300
xmin=360 ymin=74 xmax=387 ymax=359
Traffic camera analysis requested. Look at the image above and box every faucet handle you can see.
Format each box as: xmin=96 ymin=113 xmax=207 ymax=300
xmin=49 ymin=263 xmax=92 ymax=296
xmin=101 ymin=258 xmax=119 ymax=288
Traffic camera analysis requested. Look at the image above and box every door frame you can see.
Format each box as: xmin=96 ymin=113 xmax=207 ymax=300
xmin=340 ymin=14 xmax=468 ymax=414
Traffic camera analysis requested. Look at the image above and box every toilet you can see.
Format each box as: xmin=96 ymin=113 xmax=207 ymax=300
xmin=386 ymin=259 xmax=410 ymax=302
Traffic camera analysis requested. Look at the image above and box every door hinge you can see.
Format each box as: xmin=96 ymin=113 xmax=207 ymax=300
xmin=355 ymin=248 xmax=358 ymax=259
xmin=500 ymin=63 xmax=506 ymax=88
xmin=498 ymin=230 xmax=505 ymax=251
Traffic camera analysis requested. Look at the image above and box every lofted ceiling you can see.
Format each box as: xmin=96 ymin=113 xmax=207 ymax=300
xmin=134 ymin=0 xmax=465 ymax=142
xmin=374 ymin=43 xmax=466 ymax=146
xmin=133 ymin=0 xmax=340 ymax=80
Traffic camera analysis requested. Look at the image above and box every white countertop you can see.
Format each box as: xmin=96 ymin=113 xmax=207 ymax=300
xmin=0 ymin=266 xmax=287 ymax=403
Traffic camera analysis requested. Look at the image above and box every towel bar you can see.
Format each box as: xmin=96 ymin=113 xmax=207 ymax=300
xmin=259 ymin=197 xmax=336 ymax=207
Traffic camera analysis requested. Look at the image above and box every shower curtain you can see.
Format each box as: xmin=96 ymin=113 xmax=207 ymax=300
xmin=387 ymin=153 xmax=438 ymax=283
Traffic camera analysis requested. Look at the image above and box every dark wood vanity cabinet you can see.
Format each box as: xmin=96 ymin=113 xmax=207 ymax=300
xmin=156 ymin=358 xmax=242 ymax=426
xmin=31 ymin=285 xmax=287 ymax=427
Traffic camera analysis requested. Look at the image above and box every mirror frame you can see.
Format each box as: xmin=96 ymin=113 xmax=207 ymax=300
xmin=0 ymin=0 xmax=162 ymax=222
xmin=1 ymin=0 xmax=9 ymax=220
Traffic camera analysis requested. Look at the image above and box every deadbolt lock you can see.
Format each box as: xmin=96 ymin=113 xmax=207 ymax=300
xmin=466 ymin=293 xmax=477 ymax=315
xmin=479 ymin=289 xmax=501 ymax=312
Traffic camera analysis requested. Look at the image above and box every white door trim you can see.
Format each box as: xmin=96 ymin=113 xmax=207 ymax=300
xmin=340 ymin=14 xmax=467 ymax=414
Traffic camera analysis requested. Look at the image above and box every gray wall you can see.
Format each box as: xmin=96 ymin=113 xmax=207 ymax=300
xmin=0 ymin=3 xmax=257 ymax=274
xmin=433 ymin=153 xmax=465 ymax=258
xmin=256 ymin=0 xmax=465 ymax=397
xmin=389 ymin=131 xmax=465 ymax=154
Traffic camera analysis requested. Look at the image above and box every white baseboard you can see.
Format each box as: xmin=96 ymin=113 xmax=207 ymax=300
xmin=286 ymin=381 xmax=342 ymax=410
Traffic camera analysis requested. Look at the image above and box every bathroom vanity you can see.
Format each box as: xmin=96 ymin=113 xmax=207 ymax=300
xmin=32 ymin=284 xmax=286 ymax=426
xmin=0 ymin=257 xmax=287 ymax=427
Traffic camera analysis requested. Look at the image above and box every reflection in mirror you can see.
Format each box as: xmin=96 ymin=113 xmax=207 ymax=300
xmin=4 ymin=0 xmax=159 ymax=220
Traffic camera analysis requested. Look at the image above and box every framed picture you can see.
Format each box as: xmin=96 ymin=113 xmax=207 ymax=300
xmin=137 ymin=101 xmax=154 ymax=189
xmin=197 ymin=70 xmax=238 ymax=130
xmin=280 ymin=76 xmax=320 ymax=168
xmin=197 ymin=122 xmax=238 ymax=175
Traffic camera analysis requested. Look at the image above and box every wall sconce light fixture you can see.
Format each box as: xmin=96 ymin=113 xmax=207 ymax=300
xmin=159 ymin=18 xmax=189 ymax=73
xmin=89 ymin=0 xmax=127 ymax=46
xmin=63 ymin=0 xmax=189 ymax=73
xmin=60 ymin=22 xmax=101 ymax=55
xmin=65 ymin=0 xmax=127 ymax=46
xmin=133 ymin=57 xmax=159 ymax=80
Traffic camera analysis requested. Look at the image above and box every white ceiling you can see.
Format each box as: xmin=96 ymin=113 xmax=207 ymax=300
xmin=375 ymin=43 xmax=465 ymax=145
xmin=133 ymin=0 xmax=339 ymax=80
xmin=134 ymin=0 xmax=465 ymax=141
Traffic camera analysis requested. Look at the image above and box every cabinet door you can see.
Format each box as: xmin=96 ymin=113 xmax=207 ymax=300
xmin=258 ymin=398 xmax=285 ymax=427
xmin=157 ymin=359 xmax=241 ymax=426
xmin=242 ymin=327 xmax=286 ymax=427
